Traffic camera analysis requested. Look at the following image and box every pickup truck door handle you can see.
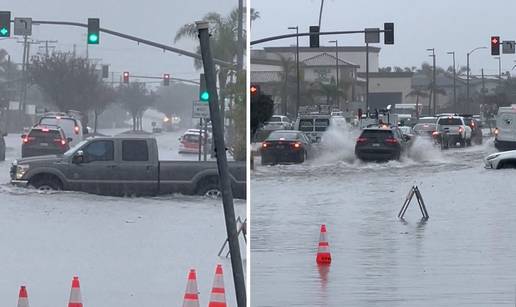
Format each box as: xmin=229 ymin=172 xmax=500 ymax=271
xmin=146 ymin=165 xmax=153 ymax=170
xmin=107 ymin=165 xmax=117 ymax=168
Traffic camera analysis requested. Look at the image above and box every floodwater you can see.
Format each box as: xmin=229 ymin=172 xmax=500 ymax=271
xmin=251 ymin=132 xmax=516 ymax=306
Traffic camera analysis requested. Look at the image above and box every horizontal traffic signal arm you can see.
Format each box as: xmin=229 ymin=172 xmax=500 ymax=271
xmin=25 ymin=19 xmax=235 ymax=68
xmin=252 ymin=29 xmax=384 ymax=45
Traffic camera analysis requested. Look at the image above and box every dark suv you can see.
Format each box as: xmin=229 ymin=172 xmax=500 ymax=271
xmin=355 ymin=127 xmax=409 ymax=161
xmin=459 ymin=115 xmax=483 ymax=145
xmin=21 ymin=126 xmax=71 ymax=157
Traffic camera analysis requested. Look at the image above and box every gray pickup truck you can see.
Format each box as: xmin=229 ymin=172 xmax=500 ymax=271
xmin=10 ymin=136 xmax=246 ymax=199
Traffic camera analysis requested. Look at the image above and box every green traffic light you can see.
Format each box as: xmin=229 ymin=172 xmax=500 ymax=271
xmin=200 ymin=91 xmax=210 ymax=102
xmin=88 ymin=33 xmax=99 ymax=44
xmin=0 ymin=27 xmax=8 ymax=36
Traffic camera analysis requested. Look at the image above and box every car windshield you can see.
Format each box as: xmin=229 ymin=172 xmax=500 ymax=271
xmin=267 ymin=131 xmax=299 ymax=141
xmin=438 ymin=118 xmax=462 ymax=125
xmin=63 ymin=139 xmax=89 ymax=156
xmin=268 ymin=117 xmax=281 ymax=122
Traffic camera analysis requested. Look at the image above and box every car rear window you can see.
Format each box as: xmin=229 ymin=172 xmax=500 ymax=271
xmin=268 ymin=131 xmax=298 ymax=141
xmin=269 ymin=117 xmax=281 ymax=122
xmin=361 ymin=129 xmax=393 ymax=138
xmin=314 ymin=119 xmax=330 ymax=131
xmin=438 ymin=118 xmax=462 ymax=125
xmin=122 ymin=140 xmax=149 ymax=161
xmin=183 ymin=134 xmax=201 ymax=142
xmin=299 ymin=119 xmax=314 ymax=131
xmin=414 ymin=124 xmax=436 ymax=131
xmin=39 ymin=117 xmax=76 ymax=136
xmin=28 ymin=129 xmax=62 ymax=142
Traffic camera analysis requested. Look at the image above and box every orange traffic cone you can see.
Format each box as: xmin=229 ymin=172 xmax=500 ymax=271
xmin=182 ymin=269 xmax=200 ymax=307
xmin=208 ymin=264 xmax=227 ymax=307
xmin=68 ymin=276 xmax=83 ymax=307
xmin=316 ymin=224 xmax=332 ymax=264
xmin=17 ymin=285 xmax=29 ymax=307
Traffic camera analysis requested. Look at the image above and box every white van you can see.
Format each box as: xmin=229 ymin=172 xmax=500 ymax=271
xmin=494 ymin=106 xmax=516 ymax=151
xmin=294 ymin=114 xmax=331 ymax=143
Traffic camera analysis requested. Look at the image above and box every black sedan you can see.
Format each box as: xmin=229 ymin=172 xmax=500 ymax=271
xmin=355 ymin=126 xmax=410 ymax=161
xmin=260 ymin=130 xmax=312 ymax=165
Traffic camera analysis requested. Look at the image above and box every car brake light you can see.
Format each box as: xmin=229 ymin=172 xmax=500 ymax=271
xmin=357 ymin=137 xmax=368 ymax=143
xmin=74 ymin=126 xmax=80 ymax=134
xmin=291 ymin=142 xmax=302 ymax=149
xmin=23 ymin=137 xmax=29 ymax=144
xmin=385 ymin=137 xmax=398 ymax=144
xmin=262 ymin=142 xmax=269 ymax=148
xmin=494 ymin=128 xmax=499 ymax=136
xmin=459 ymin=127 xmax=464 ymax=133
xmin=41 ymin=128 xmax=49 ymax=132
xmin=61 ymin=139 xmax=67 ymax=146
xmin=56 ymin=116 xmax=61 ymax=119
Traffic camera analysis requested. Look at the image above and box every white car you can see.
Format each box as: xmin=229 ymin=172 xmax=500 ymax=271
xmin=484 ymin=150 xmax=516 ymax=169
xmin=263 ymin=115 xmax=292 ymax=130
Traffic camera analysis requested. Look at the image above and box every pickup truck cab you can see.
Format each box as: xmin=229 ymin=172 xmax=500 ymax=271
xmin=10 ymin=136 xmax=246 ymax=198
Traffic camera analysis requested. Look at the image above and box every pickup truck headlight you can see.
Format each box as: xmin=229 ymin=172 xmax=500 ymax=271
xmin=486 ymin=154 xmax=500 ymax=161
xmin=16 ymin=164 xmax=30 ymax=180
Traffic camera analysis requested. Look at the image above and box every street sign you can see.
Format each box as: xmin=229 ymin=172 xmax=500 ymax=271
xmin=14 ymin=17 xmax=32 ymax=36
xmin=192 ymin=101 xmax=210 ymax=118
xmin=502 ymin=41 xmax=515 ymax=54
xmin=365 ymin=28 xmax=380 ymax=44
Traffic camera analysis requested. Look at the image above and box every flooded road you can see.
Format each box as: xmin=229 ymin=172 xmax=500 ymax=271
xmin=251 ymin=137 xmax=516 ymax=306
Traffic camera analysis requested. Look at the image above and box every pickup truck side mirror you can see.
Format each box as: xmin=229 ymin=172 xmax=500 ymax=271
xmin=403 ymin=134 xmax=411 ymax=141
xmin=73 ymin=150 xmax=84 ymax=164
xmin=21 ymin=134 xmax=26 ymax=139
xmin=67 ymin=137 xmax=73 ymax=143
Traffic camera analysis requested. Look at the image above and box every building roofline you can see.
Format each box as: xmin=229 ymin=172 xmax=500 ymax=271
xmin=358 ymin=72 xmax=413 ymax=78
xmin=261 ymin=46 xmax=381 ymax=53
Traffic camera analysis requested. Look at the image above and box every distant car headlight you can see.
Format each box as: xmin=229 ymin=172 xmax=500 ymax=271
xmin=486 ymin=154 xmax=501 ymax=161
xmin=16 ymin=164 xmax=30 ymax=179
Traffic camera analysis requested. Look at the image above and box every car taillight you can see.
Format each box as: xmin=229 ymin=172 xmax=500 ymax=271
xmin=459 ymin=127 xmax=464 ymax=133
xmin=432 ymin=131 xmax=439 ymax=137
xmin=23 ymin=137 xmax=29 ymax=144
xmin=385 ymin=137 xmax=398 ymax=144
xmin=357 ymin=137 xmax=368 ymax=144
xmin=291 ymin=142 xmax=302 ymax=149
xmin=41 ymin=128 xmax=49 ymax=132
xmin=494 ymin=128 xmax=499 ymax=136
xmin=61 ymin=139 xmax=67 ymax=146
xmin=74 ymin=126 xmax=80 ymax=134
xmin=262 ymin=142 xmax=270 ymax=149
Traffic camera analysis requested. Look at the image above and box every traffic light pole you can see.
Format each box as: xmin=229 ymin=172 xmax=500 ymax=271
xmin=251 ymin=29 xmax=385 ymax=45
xmin=196 ymin=21 xmax=246 ymax=307
xmin=25 ymin=19 xmax=235 ymax=68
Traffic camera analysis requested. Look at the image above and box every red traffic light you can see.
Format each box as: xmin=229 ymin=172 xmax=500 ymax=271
xmin=163 ymin=73 xmax=170 ymax=86
xmin=164 ymin=73 xmax=170 ymax=79
xmin=123 ymin=71 xmax=129 ymax=83
xmin=250 ymin=84 xmax=260 ymax=96
xmin=491 ymin=36 xmax=500 ymax=55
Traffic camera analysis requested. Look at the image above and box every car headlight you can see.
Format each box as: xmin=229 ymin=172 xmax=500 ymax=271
xmin=486 ymin=154 xmax=500 ymax=161
xmin=16 ymin=164 xmax=30 ymax=180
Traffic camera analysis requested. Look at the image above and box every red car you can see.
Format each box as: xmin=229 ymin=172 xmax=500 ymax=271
xmin=178 ymin=132 xmax=205 ymax=154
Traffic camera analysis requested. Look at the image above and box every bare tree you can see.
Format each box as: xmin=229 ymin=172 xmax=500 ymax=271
xmin=118 ymin=82 xmax=155 ymax=131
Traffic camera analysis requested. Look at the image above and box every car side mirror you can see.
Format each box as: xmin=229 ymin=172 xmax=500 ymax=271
xmin=73 ymin=150 xmax=84 ymax=164
xmin=21 ymin=134 xmax=26 ymax=139
xmin=67 ymin=137 xmax=73 ymax=143
xmin=403 ymin=135 xmax=411 ymax=141
xmin=178 ymin=137 xmax=182 ymax=141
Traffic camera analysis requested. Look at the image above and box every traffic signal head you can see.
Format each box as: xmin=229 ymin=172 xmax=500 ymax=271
xmin=163 ymin=73 xmax=170 ymax=86
xmin=309 ymin=26 xmax=320 ymax=48
xmin=199 ymin=73 xmax=209 ymax=103
xmin=491 ymin=36 xmax=500 ymax=56
xmin=123 ymin=71 xmax=129 ymax=83
xmin=87 ymin=18 xmax=100 ymax=44
xmin=0 ymin=11 xmax=11 ymax=38
xmin=384 ymin=22 xmax=394 ymax=44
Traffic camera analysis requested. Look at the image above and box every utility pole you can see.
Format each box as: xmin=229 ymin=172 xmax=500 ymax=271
xmin=481 ymin=68 xmax=486 ymax=107
xmin=196 ymin=21 xmax=246 ymax=307
xmin=494 ymin=56 xmax=502 ymax=85
xmin=366 ymin=42 xmax=369 ymax=111
xmin=288 ymin=26 xmax=300 ymax=117
xmin=318 ymin=0 xmax=325 ymax=29
xmin=427 ymin=48 xmax=436 ymax=115
xmin=37 ymin=40 xmax=58 ymax=57
xmin=329 ymin=40 xmax=339 ymax=108
xmin=466 ymin=46 xmax=487 ymax=114
xmin=447 ymin=51 xmax=457 ymax=113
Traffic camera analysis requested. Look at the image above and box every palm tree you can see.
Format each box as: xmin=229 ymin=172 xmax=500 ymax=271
xmin=175 ymin=8 xmax=245 ymax=120
xmin=274 ymin=54 xmax=299 ymax=115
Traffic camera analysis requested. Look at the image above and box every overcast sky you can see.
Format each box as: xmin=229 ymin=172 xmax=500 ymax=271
xmin=251 ymin=0 xmax=516 ymax=76
xmin=2 ymin=0 xmax=237 ymax=84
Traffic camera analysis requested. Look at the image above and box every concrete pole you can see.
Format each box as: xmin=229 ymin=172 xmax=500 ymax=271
xmin=196 ymin=21 xmax=246 ymax=307
xmin=366 ymin=43 xmax=369 ymax=111
xmin=237 ymin=0 xmax=243 ymax=71
xmin=466 ymin=53 xmax=470 ymax=114
xmin=296 ymin=27 xmax=300 ymax=116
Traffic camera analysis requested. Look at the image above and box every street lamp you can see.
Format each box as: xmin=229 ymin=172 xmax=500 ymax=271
xmin=427 ymin=48 xmax=436 ymax=115
xmin=288 ymin=26 xmax=300 ymax=116
xmin=447 ymin=51 xmax=457 ymax=113
xmin=329 ymin=40 xmax=339 ymax=108
xmin=466 ymin=46 xmax=487 ymax=113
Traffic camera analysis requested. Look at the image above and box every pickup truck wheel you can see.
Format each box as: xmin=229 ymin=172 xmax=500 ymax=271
xmin=197 ymin=179 xmax=221 ymax=199
xmin=30 ymin=175 xmax=62 ymax=191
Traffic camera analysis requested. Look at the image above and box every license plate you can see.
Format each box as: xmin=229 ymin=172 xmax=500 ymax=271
xmin=276 ymin=145 xmax=285 ymax=149
xmin=372 ymin=143 xmax=380 ymax=147
xmin=40 ymin=143 xmax=48 ymax=146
